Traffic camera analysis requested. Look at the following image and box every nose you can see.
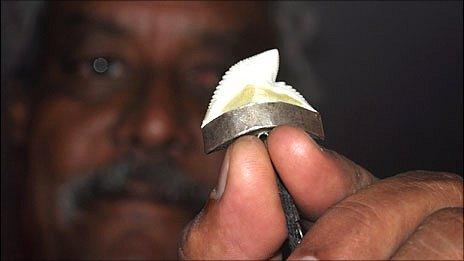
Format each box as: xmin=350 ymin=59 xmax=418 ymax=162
xmin=114 ymin=78 xmax=184 ymax=153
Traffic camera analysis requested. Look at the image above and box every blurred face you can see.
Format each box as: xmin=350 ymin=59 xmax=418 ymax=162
xmin=24 ymin=2 xmax=273 ymax=259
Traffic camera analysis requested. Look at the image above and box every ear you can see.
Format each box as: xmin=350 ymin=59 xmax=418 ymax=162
xmin=6 ymin=79 xmax=31 ymax=146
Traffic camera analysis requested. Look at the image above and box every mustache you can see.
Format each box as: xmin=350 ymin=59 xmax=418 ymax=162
xmin=58 ymin=155 xmax=210 ymax=224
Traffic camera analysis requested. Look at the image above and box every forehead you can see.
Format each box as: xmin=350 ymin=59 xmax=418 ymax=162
xmin=67 ymin=2 xmax=258 ymax=34
xmin=50 ymin=2 xmax=266 ymax=62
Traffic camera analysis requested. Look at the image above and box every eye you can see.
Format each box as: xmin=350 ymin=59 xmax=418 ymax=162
xmin=57 ymin=55 xmax=133 ymax=102
xmin=179 ymin=64 xmax=225 ymax=106
xmin=187 ymin=65 xmax=222 ymax=90
xmin=194 ymin=68 xmax=219 ymax=87
xmin=91 ymin=57 xmax=126 ymax=78
xmin=92 ymin=57 xmax=109 ymax=74
xmin=61 ymin=56 xmax=127 ymax=80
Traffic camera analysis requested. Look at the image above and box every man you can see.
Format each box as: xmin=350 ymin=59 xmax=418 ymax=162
xmin=7 ymin=2 xmax=273 ymax=259
xmin=5 ymin=1 xmax=462 ymax=260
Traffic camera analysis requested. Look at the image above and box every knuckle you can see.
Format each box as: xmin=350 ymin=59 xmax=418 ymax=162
xmin=400 ymin=170 xmax=462 ymax=184
xmin=394 ymin=207 xmax=464 ymax=260
xmin=331 ymin=198 xmax=381 ymax=231
xmin=399 ymin=171 xmax=463 ymax=203
xmin=426 ymin=207 xmax=463 ymax=225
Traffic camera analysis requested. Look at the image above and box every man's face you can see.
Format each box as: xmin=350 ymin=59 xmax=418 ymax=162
xmin=25 ymin=2 xmax=272 ymax=259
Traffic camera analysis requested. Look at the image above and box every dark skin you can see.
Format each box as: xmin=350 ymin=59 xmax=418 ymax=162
xmin=14 ymin=2 xmax=271 ymax=259
xmin=8 ymin=2 xmax=462 ymax=260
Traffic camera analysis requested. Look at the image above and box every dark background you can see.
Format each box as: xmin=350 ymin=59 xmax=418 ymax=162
xmin=281 ymin=1 xmax=462 ymax=177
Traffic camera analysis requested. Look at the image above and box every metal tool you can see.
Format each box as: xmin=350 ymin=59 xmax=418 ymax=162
xmin=201 ymin=49 xmax=324 ymax=257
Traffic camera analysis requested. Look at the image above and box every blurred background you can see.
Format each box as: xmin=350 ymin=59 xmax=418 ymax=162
xmin=2 ymin=1 xmax=462 ymax=259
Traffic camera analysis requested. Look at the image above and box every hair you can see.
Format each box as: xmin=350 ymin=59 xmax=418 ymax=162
xmin=3 ymin=2 xmax=48 ymax=93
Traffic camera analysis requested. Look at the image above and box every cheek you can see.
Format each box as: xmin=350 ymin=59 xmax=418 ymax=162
xmin=180 ymin=102 xmax=224 ymax=187
xmin=29 ymin=97 xmax=122 ymax=182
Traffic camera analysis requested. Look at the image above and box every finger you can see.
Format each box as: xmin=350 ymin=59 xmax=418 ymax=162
xmin=391 ymin=207 xmax=463 ymax=260
xmin=288 ymin=171 xmax=463 ymax=260
xmin=268 ymin=125 xmax=376 ymax=219
xmin=179 ymin=136 xmax=286 ymax=260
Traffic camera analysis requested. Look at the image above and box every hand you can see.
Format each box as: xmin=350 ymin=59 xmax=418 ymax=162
xmin=179 ymin=126 xmax=463 ymax=260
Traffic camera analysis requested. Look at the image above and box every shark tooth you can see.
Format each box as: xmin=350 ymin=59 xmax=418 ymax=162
xmin=201 ymin=49 xmax=316 ymax=128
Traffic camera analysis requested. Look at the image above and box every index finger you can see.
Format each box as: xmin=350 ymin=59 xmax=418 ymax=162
xmin=267 ymin=125 xmax=376 ymax=219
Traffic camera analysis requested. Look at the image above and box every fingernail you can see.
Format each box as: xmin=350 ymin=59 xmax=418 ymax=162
xmin=304 ymin=132 xmax=321 ymax=147
xmin=210 ymin=148 xmax=231 ymax=200
xmin=300 ymin=256 xmax=318 ymax=260
xmin=302 ymin=131 xmax=325 ymax=155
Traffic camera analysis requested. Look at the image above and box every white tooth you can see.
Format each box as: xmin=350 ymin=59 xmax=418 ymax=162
xmin=201 ymin=49 xmax=317 ymax=128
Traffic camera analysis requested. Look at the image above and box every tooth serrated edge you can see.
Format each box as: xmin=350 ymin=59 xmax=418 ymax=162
xmin=201 ymin=49 xmax=316 ymax=128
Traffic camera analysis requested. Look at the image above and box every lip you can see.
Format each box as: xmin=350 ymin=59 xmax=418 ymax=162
xmin=57 ymin=156 xmax=208 ymax=224
xmin=106 ymin=229 xmax=164 ymax=259
xmin=69 ymin=198 xmax=191 ymax=259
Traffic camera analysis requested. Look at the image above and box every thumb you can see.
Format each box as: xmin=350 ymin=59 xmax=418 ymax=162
xmin=179 ymin=136 xmax=286 ymax=260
